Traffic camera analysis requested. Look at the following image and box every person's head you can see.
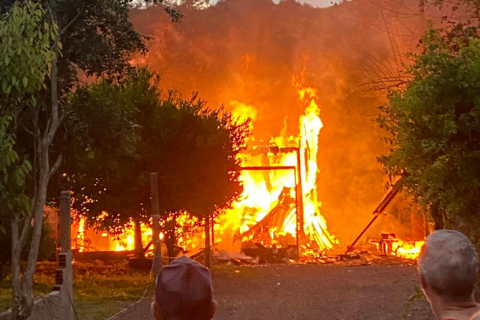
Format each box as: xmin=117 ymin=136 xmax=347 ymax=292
xmin=418 ymin=230 xmax=478 ymax=306
xmin=151 ymin=256 xmax=217 ymax=320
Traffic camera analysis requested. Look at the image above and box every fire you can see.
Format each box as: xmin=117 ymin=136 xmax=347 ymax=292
xmin=392 ymin=240 xmax=425 ymax=260
xmin=215 ymin=70 xmax=337 ymax=254
xmin=372 ymin=233 xmax=425 ymax=260
xmin=72 ymin=212 xmax=199 ymax=254
xmin=77 ymin=218 xmax=85 ymax=252
xmin=73 ymin=217 xmax=154 ymax=252
xmin=72 ymin=70 xmax=338 ymax=258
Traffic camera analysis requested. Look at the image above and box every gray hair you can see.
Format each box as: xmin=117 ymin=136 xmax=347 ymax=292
xmin=418 ymin=229 xmax=478 ymax=303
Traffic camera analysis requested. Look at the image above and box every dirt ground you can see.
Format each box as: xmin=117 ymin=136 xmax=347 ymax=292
xmin=112 ymin=264 xmax=435 ymax=320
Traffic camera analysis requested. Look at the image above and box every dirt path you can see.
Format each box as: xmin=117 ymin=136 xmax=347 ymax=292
xmin=111 ymin=264 xmax=434 ymax=320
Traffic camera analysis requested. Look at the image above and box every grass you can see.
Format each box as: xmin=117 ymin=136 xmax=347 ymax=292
xmin=0 ymin=271 xmax=55 ymax=312
xmin=0 ymin=262 xmax=154 ymax=320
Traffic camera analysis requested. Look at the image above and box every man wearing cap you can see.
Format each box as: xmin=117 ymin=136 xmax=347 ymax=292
xmin=418 ymin=229 xmax=480 ymax=320
xmin=151 ymin=256 xmax=217 ymax=320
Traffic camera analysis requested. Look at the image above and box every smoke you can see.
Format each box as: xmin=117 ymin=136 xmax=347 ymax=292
xmin=130 ymin=0 xmax=439 ymax=244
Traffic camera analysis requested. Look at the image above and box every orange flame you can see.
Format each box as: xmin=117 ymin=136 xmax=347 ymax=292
xmin=392 ymin=240 xmax=425 ymax=260
xmin=215 ymin=71 xmax=337 ymax=253
xmin=73 ymin=70 xmax=338 ymax=257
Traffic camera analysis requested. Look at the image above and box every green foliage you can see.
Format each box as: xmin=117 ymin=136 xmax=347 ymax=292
xmin=61 ymin=68 xmax=249 ymax=235
xmin=153 ymin=96 xmax=248 ymax=217
xmin=403 ymin=285 xmax=424 ymax=320
xmin=0 ymin=0 xmax=56 ymax=221
xmin=378 ymin=27 xmax=480 ymax=222
xmin=0 ymin=1 xmax=57 ymax=109
xmin=1 ymin=0 xmax=180 ymax=91
xmin=0 ymin=116 xmax=31 ymax=221
xmin=2 ymin=0 xmax=179 ymax=204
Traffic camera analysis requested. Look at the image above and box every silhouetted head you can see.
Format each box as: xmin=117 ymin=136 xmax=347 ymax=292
xmin=152 ymin=256 xmax=216 ymax=320
xmin=419 ymin=230 xmax=478 ymax=305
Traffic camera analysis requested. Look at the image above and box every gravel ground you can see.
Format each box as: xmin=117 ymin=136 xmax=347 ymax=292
xmin=111 ymin=264 xmax=435 ymax=320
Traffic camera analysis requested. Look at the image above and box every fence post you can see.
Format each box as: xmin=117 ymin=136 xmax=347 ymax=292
xmin=150 ymin=173 xmax=163 ymax=278
xmin=205 ymin=215 xmax=211 ymax=268
xmin=59 ymin=190 xmax=74 ymax=320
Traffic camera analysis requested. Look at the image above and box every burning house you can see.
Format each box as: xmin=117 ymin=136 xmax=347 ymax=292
xmin=71 ymin=0 xmax=431 ymax=262
xmin=71 ymin=71 xmax=424 ymax=262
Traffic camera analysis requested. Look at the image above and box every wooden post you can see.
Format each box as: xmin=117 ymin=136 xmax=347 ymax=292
xmin=211 ymin=213 xmax=215 ymax=251
xmin=59 ymin=191 xmax=74 ymax=320
xmin=60 ymin=191 xmax=72 ymax=253
xmin=294 ymin=167 xmax=300 ymax=260
xmin=295 ymin=148 xmax=305 ymax=240
xmin=205 ymin=215 xmax=211 ymax=268
xmin=150 ymin=173 xmax=162 ymax=277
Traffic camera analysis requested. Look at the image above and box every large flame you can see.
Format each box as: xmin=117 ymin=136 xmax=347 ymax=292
xmin=72 ymin=71 xmax=338 ymax=257
xmin=215 ymin=71 xmax=337 ymax=253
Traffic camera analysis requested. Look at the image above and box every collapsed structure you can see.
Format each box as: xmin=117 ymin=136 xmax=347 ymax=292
xmin=70 ymin=72 xmax=424 ymax=262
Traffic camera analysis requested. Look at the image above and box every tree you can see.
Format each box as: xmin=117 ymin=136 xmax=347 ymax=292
xmin=63 ymin=68 xmax=249 ymax=261
xmin=0 ymin=116 xmax=31 ymax=281
xmin=0 ymin=2 xmax=58 ymax=318
xmin=0 ymin=0 xmax=179 ymax=318
xmin=377 ymin=26 xmax=480 ymax=231
xmin=61 ymin=68 xmax=155 ymax=255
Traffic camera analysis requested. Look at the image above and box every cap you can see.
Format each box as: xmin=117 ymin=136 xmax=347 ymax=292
xmin=155 ymin=256 xmax=214 ymax=320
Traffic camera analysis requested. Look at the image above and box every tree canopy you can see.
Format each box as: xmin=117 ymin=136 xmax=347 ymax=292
xmin=0 ymin=0 xmax=179 ymax=317
xmin=62 ymin=68 xmax=249 ymax=253
xmin=378 ymin=27 xmax=480 ymax=228
xmin=0 ymin=0 xmax=54 ymax=220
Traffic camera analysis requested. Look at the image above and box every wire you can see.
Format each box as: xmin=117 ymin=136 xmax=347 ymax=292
xmin=107 ymin=255 xmax=160 ymax=320
xmin=106 ymin=285 xmax=151 ymax=320
xmin=65 ymin=285 xmax=80 ymax=320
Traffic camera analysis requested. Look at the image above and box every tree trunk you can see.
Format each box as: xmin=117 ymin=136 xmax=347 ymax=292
xmin=133 ymin=218 xmax=144 ymax=258
xmin=20 ymin=139 xmax=50 ymax=319
xmin=431 ymin=202 xmax=444 ymax=230
xmin=205 ymin=215 xmax=211 ymax=268
xmin=11 ymin=217 xmax=23 ymax=319
xmin=423 ymin=211 xmax=430 ymax=237
xmin=11 ymin=40 xmax=62 ymax=319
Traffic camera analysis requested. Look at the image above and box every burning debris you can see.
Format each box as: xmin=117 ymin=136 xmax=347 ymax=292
xmin=214 ymin=72 xmax=338 ymax=258
xmin=370 ymin=233 xmax=424 ymax=260
xmin=70 ymin=71 xmax=424 ymax=266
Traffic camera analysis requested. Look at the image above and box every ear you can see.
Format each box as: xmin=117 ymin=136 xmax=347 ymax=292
xmin=151 ymin=299 xmax=163 ymax=320
xmin=420 ymin=273 xmax=428 ymax=290
xmin=209 ymin=300 xmax=218 ymax=319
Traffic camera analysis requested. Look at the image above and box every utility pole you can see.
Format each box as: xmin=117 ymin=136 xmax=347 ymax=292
xmin=150 ymin=173 xmax=163 ymax=277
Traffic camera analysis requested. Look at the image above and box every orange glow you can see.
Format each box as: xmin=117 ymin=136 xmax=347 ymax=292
xmin=77 ymin=218 xmax=85 ymax=252
xmin=73 ymin=71 xmax=337 ymax=257
xmin=215 ymin=70 xmax=337 ymax=254
xmin=372 ymin=233 xmax=425 ymax=260
xmin=392 ymin=240 xmax=425 ymax=260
